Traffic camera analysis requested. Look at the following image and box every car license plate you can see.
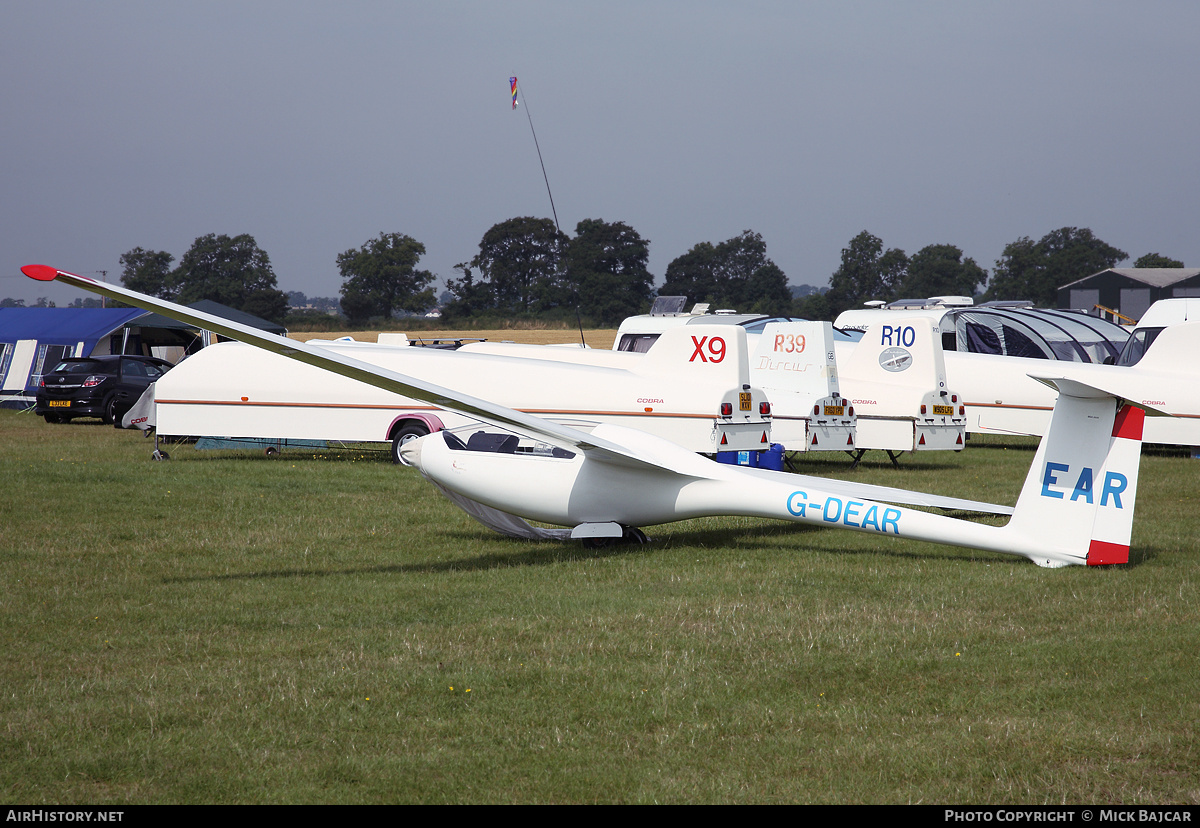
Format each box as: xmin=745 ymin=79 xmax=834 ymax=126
xmin=823 ymin=405 xmax=845 ymax=416
xmin=48 ymin=400 xmax=71 ymax=408
xmin=932 ymin=405 xmax=954 ymax=415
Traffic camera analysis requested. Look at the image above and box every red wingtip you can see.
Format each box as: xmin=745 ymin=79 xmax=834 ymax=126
xmin=22 ymin=264 xmax=60 ymax=282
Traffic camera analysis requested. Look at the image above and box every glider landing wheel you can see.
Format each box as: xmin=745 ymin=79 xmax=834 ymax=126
xmin=391 ymin=423 xmax=430 ymax=464
xmin=265 ymin=445 xmax=280 ymax=457
xmin=622 ymin=526 xmax=650 ymax=545
xmin=581 ymin=526 xmax=650 ymax=549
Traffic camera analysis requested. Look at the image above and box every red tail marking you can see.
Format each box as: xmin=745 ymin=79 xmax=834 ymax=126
xmin=1111 ymin=405 xmax=1145 ymax=441
xmin=761 ymin=431 xmax=769 ymax=444
xmin=918 ymin=434 xmax=926 ymax=445
xmin=720 ymin=432 xmax=728 ymax=445
xmin=1087 ymin=539 xmax=1129 ymax=566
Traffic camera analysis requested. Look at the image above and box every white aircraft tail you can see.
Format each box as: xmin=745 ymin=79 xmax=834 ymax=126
xmin=1004 ymin=380 xmax=1145 ymax=567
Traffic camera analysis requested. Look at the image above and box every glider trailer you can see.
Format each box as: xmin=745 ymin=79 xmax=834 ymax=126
xmin=127 ymin=319 xmax=775 ymax=461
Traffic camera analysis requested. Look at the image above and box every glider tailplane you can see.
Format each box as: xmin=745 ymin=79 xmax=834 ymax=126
xmin=1005 ymin=382 xmax=1145 ymax=567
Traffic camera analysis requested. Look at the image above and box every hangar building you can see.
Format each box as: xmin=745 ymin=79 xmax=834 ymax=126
xmin=1058 ymin=268 xmax=1200 ymax=323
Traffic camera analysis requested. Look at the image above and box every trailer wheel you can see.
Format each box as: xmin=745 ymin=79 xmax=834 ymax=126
xmin=152 ymin=450 xmax=170 ymax=461
xmin=391 ymin=422 xmax=430 ymax=464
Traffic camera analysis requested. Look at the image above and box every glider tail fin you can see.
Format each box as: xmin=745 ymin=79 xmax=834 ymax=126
xmin=1005 ymin=380 xmax=1146 ymax=567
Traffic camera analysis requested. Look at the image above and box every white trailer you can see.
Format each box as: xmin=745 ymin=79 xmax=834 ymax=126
xmin=830 ymin=299 xmax=1200 ymax=447
xmin=149 ymin=325 xmax=774 ymax=460
xmin=465 ymin=319 xmax=856 ymax=453
xmin=613 ymin=309 xmax=965 ymax=457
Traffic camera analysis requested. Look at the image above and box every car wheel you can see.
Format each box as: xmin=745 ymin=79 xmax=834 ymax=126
xmin=43 ymin=413 xmax=64 ymax=424
xmin=391 ymin=422 xmax=430 ymax=464
xmin=102 ymin=396 xmax=118 ymax=425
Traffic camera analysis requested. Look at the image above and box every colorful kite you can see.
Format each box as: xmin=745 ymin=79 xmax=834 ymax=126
xmin=510 ymin=76 xmax=519 ymax=109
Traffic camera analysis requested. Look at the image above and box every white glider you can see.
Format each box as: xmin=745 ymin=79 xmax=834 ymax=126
xmin=24 ymin=264 xmax=1148 ymax=567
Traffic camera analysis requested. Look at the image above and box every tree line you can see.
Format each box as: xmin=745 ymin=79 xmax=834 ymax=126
xmin=798 ymin=228 xmax=1182 ymax=321
xmin=83 ymin=223 xmax=1185 ymax=328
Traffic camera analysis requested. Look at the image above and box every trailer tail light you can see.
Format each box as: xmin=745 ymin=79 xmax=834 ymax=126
xmin=759 ymin=401 xmax=771 ymax=416
xmin=720 ymin=403 xmax=733 ymax=417
xmin=848 ymin=406 xmax=855 ymax=416
xmin=959 ymin=405 xmax=965 ymax=415
xmin=920 ymin=404 xmax=927 ymax=414
xmin=813 ymin=404 xmax=820 ymax=415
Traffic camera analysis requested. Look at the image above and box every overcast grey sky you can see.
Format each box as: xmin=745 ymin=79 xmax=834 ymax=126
xmin=3 ymin=1 xmax=1198 ymax=307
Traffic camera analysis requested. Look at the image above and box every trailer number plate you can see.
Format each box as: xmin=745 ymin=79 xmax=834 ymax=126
xmin=739 ymin=392 xmax=751 ymax=411
xmin=823 ymin=405 xmax=845 ymax=416
xmin=932 ymin=405 xmax=954 ymax=415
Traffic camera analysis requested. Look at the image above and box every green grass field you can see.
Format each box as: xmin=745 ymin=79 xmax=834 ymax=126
xmin=2 ymin=409 xmax=1197 ymax=804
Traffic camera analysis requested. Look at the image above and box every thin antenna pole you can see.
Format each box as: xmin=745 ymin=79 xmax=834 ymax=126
xmin=512 ymin=77 xmax=561 ymax=234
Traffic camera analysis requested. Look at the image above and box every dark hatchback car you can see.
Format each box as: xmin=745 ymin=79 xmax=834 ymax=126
xmin=35 ymin=355 xmax=172 ymax=424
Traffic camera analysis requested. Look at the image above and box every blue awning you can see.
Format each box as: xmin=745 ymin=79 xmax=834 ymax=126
xmin=0 ymin=307 xmax=147 ymax=349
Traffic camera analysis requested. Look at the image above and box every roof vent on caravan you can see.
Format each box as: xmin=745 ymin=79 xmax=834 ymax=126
xmin=885 ymin=296 xmax=975 ymax=310
xmin=649 ymin=296 xmax=688 ymax=316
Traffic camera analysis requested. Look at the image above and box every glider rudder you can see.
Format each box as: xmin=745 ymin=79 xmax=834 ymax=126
xmin=1005 ymin=382 xmax=1145 ymax=567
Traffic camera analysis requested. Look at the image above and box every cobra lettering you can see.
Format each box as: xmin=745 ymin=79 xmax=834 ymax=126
xmin=689 ymin=336 xmax=726 ymax=363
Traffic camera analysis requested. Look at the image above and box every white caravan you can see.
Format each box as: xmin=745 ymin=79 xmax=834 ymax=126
xmin=141 ymin=324 xmax=773 ymax=460
xmin=830 ymin=299 xmax=1200 ymax=445
xmin=25 ymin=264 xmax=1151 ymax=568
